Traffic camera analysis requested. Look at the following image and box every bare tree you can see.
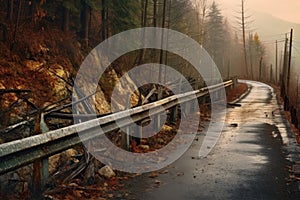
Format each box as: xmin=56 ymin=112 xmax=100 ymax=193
xmin=136 ymin=0 xmax=149 ymax=65
xmin=235 ymin=0 xmax=253 ymax=78
xmin=194 ymin=0 xmax=207 ymax=45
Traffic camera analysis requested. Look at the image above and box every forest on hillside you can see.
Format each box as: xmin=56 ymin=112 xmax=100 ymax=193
xmin=0 ymin=0 xmax=269 ymax=132
xmin=0 ymin=0 xmax=267 ymax=78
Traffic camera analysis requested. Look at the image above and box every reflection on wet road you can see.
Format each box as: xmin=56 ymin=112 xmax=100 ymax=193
xmin=125 ymin=80 xmax=291 ymax=200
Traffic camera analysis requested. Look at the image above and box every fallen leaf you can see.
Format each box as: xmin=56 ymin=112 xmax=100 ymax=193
xmin=159 ymin=170 xmax=168 ymax=174
xmin=68 ymin=182 xmax=78 ymax=187
xmin=148 ymin=172 xmax=158 ymax=178
xmin=176 ymin=172 xmax=184 ymax=176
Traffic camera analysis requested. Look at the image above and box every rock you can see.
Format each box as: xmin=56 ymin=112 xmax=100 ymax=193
xmin=68 ymin=182 xmax=79 ymax=187
xmin=161 ymin=125 xmax=173 ymax=132
xmin=157 ymin=138 xmax=165 ymax=145
xmin=63 ymin=149 xmax=79 ymax=160
xmin=49 ymin=154 xmax=61 ymax=174
xmin=139 ymin=144 xmax=150 ymax=151
xmin=148 ymin=172 xmax=158 ymax=178
xmin=49 ymin=148 xmax=79 ymax=174
xmin=47 ymin=64 xmax=70 ymax=98
xmin=0 ymin=82 xmax=4 ymax=89
xmin=229 ymin=123 xmax=238 ymax=127
xmin=44 ymin=194 xmax=60 ymax=200
xmin=159 ymin=170 xmax=168 ymax=174
xmin=176 ymin=172 xmax=184 ymax=176
xmin=25 ymin=60 xmax=44 ymax=71
xmin=98 ymin=165 xmax=116 ymax=179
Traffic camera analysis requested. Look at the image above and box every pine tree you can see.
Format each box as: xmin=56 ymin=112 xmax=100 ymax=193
xmin=109 ymin=0 xmax=140 ymax=35
xmin=204 ymin=1 xmax=225 ymax=71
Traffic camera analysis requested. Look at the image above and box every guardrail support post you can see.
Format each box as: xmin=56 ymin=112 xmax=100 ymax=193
xmin=139 ymin=124 xmax=143 ymax=141
xmin=170 ymin=106 xmax=177 ymax=124
xmin=154 ymin=88 xmax=163 ymax=132
xmin=121 ymin=94 xmax=131 ymax=151
xmin=33 ymin=161 xmax=42 ymax=198
xmin=233 ymin=77 xmax=237 ymax=87
xmin=32 ymin=112 xmax=49 ymax=198
xmin=33 ymin=157 xmax=49 ymax=197
xmin=42 ymin=158 xmax=49 ymax=185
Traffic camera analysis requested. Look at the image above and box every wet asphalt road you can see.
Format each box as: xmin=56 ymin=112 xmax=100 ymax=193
xmin=123 ymin=80 xmax=292 ymax=200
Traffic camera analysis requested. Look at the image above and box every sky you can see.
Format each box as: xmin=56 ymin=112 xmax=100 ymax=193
xmin=213 ymin=0 xmax=300 ymax=24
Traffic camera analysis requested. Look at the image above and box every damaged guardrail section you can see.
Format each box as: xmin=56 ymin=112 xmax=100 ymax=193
xmin=0 ymin=80 xmax=233 ymax=175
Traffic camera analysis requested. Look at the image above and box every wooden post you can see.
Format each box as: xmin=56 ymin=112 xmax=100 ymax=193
xmin=275 ymin=40 xmax=278 ymax=84
xmin=287 ymin=28 xmax=293 ymax=96
xmin=296 ymin=76 xmax=300 ymax=129
xmin=282 ymin=35 xmax=288 ymax=90
xmin=227 ymin=59 xmax=230 ymax=80
xmin=270 ymin=64 xmax=273 ymax=83
xmin=296 ymin=76 xmax=299 ymax=106
xmin=259 ymin=57 xmax=262 ymax=80
xmin=281 ymin=36 xmax=288 ymax=98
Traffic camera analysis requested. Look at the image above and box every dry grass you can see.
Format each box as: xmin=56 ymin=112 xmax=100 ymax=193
xmin=226 ymin=83 xmax=249 ymax=103
xmin=271 ymin=84 xmax=300 ymax=145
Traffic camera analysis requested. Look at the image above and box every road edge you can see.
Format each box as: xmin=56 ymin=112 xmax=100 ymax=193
xmin=229 ymin=80 xmax=251 ymax=104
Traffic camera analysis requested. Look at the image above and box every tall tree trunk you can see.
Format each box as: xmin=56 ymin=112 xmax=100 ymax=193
xmin=101 ymin=0 xmax=106 ymax=41
xmin=30 ymin=0 xmax=37 ymax=22
xmin=136 ymin=0 xmax=148 ymax=65
xmin=259 ymin=57 xmax=262 ymax=80
xmin=62 ymin=7 xmax=70 ymax=31
xmin=80 ymin=0 xmax=90 ymax=46
xmin=195 ymin=0 xmax=207 ymax=46
xmin=163 ymin=0 xmax=172 ymax=83
xmin=151 ymin=0 xmax=157 ymax=63
xmin=158 ymin=0 xmax=167 ymax=82
xmin=275 ymin=40 xmax=278 ymax=84
xmin=11 ymin=0 xmax=22 ymax=50
xmin=282 ymin=36 xmax=288 ymax=90
xmin=7 ymin=0 xmax=14 ymax=21
xmin=248 ymin=34 xmax=254 ymax=80
xmin=286 ymin=28 xmax=293 ymax=96
xmin=200 ymin=1 xmax=207 ymax=45
xmin=241 ymin=0 xmax=249 ymax=77
xmin=153 ymin=0 xmax=157 ymax=27
xmin=105 ymin=7 xmax=109 ymax=39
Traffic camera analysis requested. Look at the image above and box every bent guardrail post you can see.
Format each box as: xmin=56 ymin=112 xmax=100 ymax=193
xmin=32 ymin=111 xmax=49 ymax=198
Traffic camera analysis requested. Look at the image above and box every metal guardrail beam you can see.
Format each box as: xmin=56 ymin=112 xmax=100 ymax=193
xmin=0 ymin=80 xmax=232 ymax=175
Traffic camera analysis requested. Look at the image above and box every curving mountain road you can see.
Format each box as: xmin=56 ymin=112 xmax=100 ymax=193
xmin=122 ymin=80 xmax=295 ymax=200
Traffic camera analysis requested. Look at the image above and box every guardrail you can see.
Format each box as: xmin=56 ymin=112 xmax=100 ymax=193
xmin=0 ymin=80 xmax=233 ymax=176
